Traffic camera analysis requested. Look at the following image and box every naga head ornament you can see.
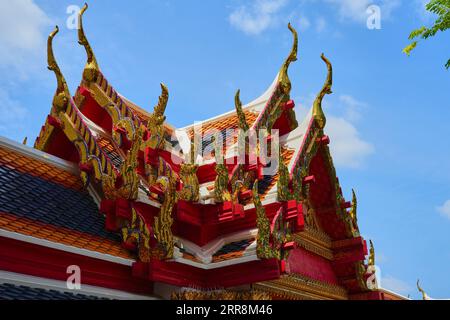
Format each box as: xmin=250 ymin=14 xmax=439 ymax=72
xmin=47 ymin=26 xmax=70 ymax=112
xmin=313 ymin=53 xmax=333 ymax=129
xmin=78 ymin=3 xmax=100 ymax=83
xmin=278 ymin=23 xmax=298 ymax=95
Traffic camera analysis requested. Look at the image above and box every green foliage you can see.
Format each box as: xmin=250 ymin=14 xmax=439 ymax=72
xmin=403 ymin=0 xmax=450 ymax=69
xmin=402 ymin=41 xmax=417 ymax=56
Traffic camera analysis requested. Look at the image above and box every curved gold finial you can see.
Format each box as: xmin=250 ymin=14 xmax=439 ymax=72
xmin=22 ymin=137 xmax=27 ymax=145
xmin=78 ymin=3 xmax=99 ymax=82
xmin=235 ymin=89 xmax=249 ymax=131
xmin=417 ymin=280 xmax=429 ymax=300
xmin=368 ymin=240 xmax=375 ymax=266
xmin=190 ymin=138 xmax=196 ymax=164
xmin=313 ymin=53 xmax=333 ymax=129
xmin=349 ymin=188 xmax=357 ymax=223
xmin=153 ymin=82 xmax=169 ymax=121
xmin=47 ymin=26 xmax=70 ymax=112
xmin=278 ymin=22 xmax=298 ymax=95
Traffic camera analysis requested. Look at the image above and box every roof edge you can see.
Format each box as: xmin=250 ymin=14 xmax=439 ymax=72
xmin=0 ymin=136 xmax=78 ymax=174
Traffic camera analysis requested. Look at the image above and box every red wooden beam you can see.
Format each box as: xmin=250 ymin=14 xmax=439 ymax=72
xmin=133 ymin=258 xmax=280 ymax=288
xmin=0 ymin=236 xmax=153 ymax=295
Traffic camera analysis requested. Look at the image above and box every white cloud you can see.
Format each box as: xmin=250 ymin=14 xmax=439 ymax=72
xmin=326 ymin=116 xmax=374 ymax=168
xmin=339 ymin=94 xmax=366 ymax=122
xmin=229 ymin=0 xmax=289 ymax=35
xmin=0 ymin=89 xmax=28 ymax=135
xmin=415 ymin=0 xmax=435 ymax=22
xmin=324 ymin=94 xmax=374 ymax=168
xmin=324 ymin=0 xmax=401 ymax=23
xmin=316 ymin=16 xmax=327 ymax=32
xmin=380 ymin=275 xmax=413 ymax=296
xmin=0 ymin=0 xmax=52 ymax=77
xmin=325 ymin=0 xmax=372 ymax=22
xmin=298 ymin=15 xmax=311 ymax=31
xmin=437 ymin=200 xmax=450 ymax=220
xmin=296 ymin=93 xmax=373 ymax=169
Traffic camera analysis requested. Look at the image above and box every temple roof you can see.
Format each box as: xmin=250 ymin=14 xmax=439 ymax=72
xmin=0 ymin=4 xmax=389 ymax=299
xmin=0 ymin=137 xmax=133 ymax=262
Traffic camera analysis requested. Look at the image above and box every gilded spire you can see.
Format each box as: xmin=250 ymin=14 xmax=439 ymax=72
xmin=213 ymin=135 xmax=231 ymax=203
xmin=368 ymin=239 xmax=375 ymax=266
xmin=349 ymin=188 xmax=357 ymax=223
xmin=278 ymin=23 xmax=298 ymax=95
xmin=234 ymin=89 xmax=249 ymax=131
xmin=417 ymin=280 xmax=430 ymax=300
xmin=78 ymin=3 xmax=100 ymax=83
xmin=47 ymin=26 xmax=70 ymax=112
xmin=277 ymin=144 xmax=291 ymax=202
xmin=313 ymin=53 xmax=333 ymax=129
xmin=153 ymin=83 xmax=169 ymax=124
xmin=212 ymin=135 xmax=222 ymax=164
xmin=189 ymin=138 xmax=196 ymax=164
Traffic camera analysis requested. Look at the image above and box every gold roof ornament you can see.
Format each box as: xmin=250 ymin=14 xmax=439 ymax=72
xmin=234 ymin=89 xmax=249 ymax=132
xmin=78 ymin=3 xmax=100 ymax=83
xmin=146 ymin=83 xmax=169 ymax=150
xmin=368 ymin=239 xmax=375 ymax=267
xmin=277 ymin=144 xmax=291 ymax=202
xmin=22 ymin=137 xmax=27 ymax=145
xmin=313 ymin=53 xmax=333 ymax=129
xmin=47 ymin=26 xmax=70 ymax=113
xmin=349 ymin=188 xmax=358 ymax=223
xmin=278 ymin=23 xmax=298 ymax=95
xmin=151 ymin=83 xmax=169 ymax=125
xmin=417 ymin=280 xmax=430 ymax=300
xmin=252 ymin=180 xmax=278 ymax=259
xmin=213 ymin=136 xmax=231 ymax=203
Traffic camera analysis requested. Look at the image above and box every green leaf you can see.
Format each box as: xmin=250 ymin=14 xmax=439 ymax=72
xmin=408 ymin=26 xmax=427 ymax=40
xmin=402 ymin=42 xmax=418 ymax=56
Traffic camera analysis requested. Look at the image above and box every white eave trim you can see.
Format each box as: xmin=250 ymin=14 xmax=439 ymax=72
xmin=377 ymin=287 xmax=411 ymax=300
xmin=172 ymin=251 xmax=259 ymax=270
xmin=177 ymin=228 xmax=258 ymax=264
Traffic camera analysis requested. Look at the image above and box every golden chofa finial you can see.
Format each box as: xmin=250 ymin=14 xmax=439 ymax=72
xmin=234 ymin=89 xmax=249 ymax=131
xmin=368 ymin=240 xmax=375 ymax=266
xmin=417 ymin=280 xmax=430 ymax=300
xmin=349 ymin=188 xmax=357 ymax=223
xmin=189 ymin=138 xmax=196 ymax=164
xmin=47 ymin=26 xmax=70 ymax=112
xmin=313 ymin=53 xmax=333 ymax=129
xmin=78 ymin=3 xmax=99 ymax=83
xmin=152 ymin=83 xmax=169 ymax=124
xmin=278 ymin=22 xmax=298 ymax=95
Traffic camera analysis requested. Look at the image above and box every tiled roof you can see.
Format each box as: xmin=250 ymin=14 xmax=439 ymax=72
xmin=97 ymin=136 xmax=124 ymax=168
xmin=189 ymin=110 xmax=259 ymax=136
xmin=212 ymin=238 xmax=254 ymax=263
xmin=0 ymin=145 xmax=133 ymax=260
xmin=258 ymin=147 xmax=295 ymax=199
xmin=188 ymin=110 xmax=260 ymax=158
xmin=0 ymin=283 xmax=109 ymax=300
xmin=0 ymin=147 xmax=83 ymax=190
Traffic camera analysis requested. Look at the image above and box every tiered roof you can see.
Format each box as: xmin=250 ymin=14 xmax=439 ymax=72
xmin=0 ymin=3 xmax=398 ymax=300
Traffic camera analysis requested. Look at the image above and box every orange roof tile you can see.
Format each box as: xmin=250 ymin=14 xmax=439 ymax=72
xmin=0 ymin=211 xmax=134 ymax=260
xmin=0 ymin=146 xmax=83 ymax=191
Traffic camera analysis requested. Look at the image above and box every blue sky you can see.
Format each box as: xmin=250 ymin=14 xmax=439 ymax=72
xmin=0 ymin=0 xmax=449 ymax=299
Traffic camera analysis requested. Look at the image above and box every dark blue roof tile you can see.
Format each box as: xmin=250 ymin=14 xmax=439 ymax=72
xmin=0 ymin=164 xmax=119 ymax=241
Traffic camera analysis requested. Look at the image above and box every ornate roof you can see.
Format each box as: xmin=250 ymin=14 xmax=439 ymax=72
xmin=0 ymin=3 xmax=393 ymax=300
